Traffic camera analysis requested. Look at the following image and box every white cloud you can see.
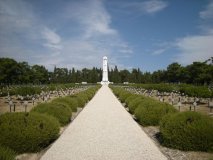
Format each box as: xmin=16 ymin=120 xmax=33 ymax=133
xmin=152 ymin=48 xmax=167 ymax=55
xmin=121 ymin=0 xmax=168 ymax=14
xmin=0 ymin=0 xmax=131 ymax=70
xmin=65 ymin=0 xmax=117 ymax=39
xmin=199 ymin=1 xmax=213 ymax=19
xmin=149 ymin=41 xmax=173 ymax=55
xmin=174 ymin=1 xmax=213 ymax=65
xmin=42 ymin=27 xmax=62 ymax=50
xmin=42 ymin=27 xmax=61 ymax=44
xmin=142 ymin=0 xmax=168 ymax=14
xmin=175 ymin=34 xmax=213 ymax=64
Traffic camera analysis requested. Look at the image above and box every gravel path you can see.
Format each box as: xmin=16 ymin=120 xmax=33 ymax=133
xmin=41 ymin=86 xmax=167 ymax=160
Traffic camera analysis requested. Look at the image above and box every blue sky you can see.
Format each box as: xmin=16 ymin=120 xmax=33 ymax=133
xmin=0 ymin=0 xmax=213 ymax=72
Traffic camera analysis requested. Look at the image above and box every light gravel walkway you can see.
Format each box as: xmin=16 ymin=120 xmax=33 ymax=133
xmin=41 ymin=86 xmax=167 ymax=160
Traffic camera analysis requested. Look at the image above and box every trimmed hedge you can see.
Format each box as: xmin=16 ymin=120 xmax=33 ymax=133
xmin=31 ymin=102 xmax=72 ymax=126
xmin=134 ymin=101 xmax=177 ymax=126
xmin=32 ymin=85 xmax=100 ymax=125
xmin=70 ymin=95 xmax=86 ymax=108
xmin=72 ymin=86 xmax=100 ymax=108
xmin=160 ymin=111 xmax=213 ymax=152
xmin=52 ymin=97 xmax=78 ymax=112
xmin=128 ymin=96 xmax=145 ymax=113
xmin=125 ymin=95 xmax=138 ymax=106
xmin=111 ymin=86 xmax=177 ymax=126
xmin=0 ymin=146 xmax=16 ymax=160
xmin=0 ymin=112 xmax=59 ymax=153
xmin=119 ymin=92 xmax=132 ymax=103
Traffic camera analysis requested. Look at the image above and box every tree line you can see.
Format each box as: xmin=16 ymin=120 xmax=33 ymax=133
xmin=0 ymin=57 xmax=212 ymax=85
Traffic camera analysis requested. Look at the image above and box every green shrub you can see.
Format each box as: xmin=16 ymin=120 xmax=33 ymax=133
xmin=119 ymin=92 xmax=132 ymax=103
xmin=71 ymin=95 xmax=86 ymax=108
xmin=84 ymin=88 xmax=97 ymax=100
xmin=53 ymin=97 xmax=78 ymax=112
xmin=134 ymin=101 xmax=177 ymax=126
xmin=111 ymin=87 xmax=122 ymax=97
xmin=0 ymin=112 xmax=59 ymax=153
xmin=128 ymin=96 xmax=145 ymax=113
xmin=32 ymin=102 xmax=72 ymax=126
xmin=125 ymin=95 xmax=137 ymax=106
xmin=77 ymin=92 xmax=89 ymax=102
xmin=160 ymin=111 xmax=213 ymax=152
xmin=0 ymin=146 xmax=16 ymax=160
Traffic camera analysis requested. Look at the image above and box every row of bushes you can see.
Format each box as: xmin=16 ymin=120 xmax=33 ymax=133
xmin=32 ymin=86 xmax=100 ymax=126
xmin=0 ymin=85 xmax=100 ymax=159
xmin=0 ymin=112 xmax=60 ymax=154
xmin=111 ymin=86 xmax=213 ymax=152
xmin=130 ymin=83 xmax=212 ymax=98
xmin=112 ymin=87 xmax=177 ymax=126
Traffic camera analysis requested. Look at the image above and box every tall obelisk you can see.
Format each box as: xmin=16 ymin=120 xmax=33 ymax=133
xmin=101 ymin=56 xmax=109 ymax=85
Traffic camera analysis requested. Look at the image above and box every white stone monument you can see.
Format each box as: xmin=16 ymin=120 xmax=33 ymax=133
xmin=101 ymin=56 xmax=110 ymax=85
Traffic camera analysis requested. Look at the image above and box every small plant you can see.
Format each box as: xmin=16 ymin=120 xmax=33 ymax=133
xmin=0 ymin=112 xmax=59 ymax=153
xmin=160 ymin=111 xmax=213 ymax=152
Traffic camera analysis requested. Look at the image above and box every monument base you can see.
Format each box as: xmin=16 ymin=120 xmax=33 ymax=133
xmin=101 ymin=81 xmax=110 ymax=85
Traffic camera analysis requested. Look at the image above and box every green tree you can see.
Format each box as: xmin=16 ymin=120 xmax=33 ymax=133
xmin=166 ymin=62 xmax=182 ymax=83
xmin=119 ymin=69 xmax=130 ymax=82
xmin=0 ymin=58 xmax=20 ymax=84
xmin=32 ymin=65 xmax=49 ymax=84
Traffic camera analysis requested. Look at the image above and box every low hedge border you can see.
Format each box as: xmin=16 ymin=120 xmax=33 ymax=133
xmin=111 ymin=86 xmax=177 ymax=126
xmin=160 ymin=111 xmax=213 ymax=152
xmin=32 ymin=85 xmax=100 ymax=126
xmin=0 ymin=112 xmax=60 ymax=153
xmin=0 ymin=85 xmax=100 ymax=156
xmin=31 ymin=103 xmax=72 ymax=126
xmin=111 ymin=86 xmax=213 ymax=153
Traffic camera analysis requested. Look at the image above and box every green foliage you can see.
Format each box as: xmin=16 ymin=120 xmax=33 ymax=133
xmin=131 ymin=83 xmax=213 ymax=98
xmin=32 ymin=102 xmax=72 ymax=126
xmin=179 ymin=84 xmax=212 ymax=98
xmin=119 ymin=92 xmax=132 ymax=103
xmin=134 ymin=101 xmax=177 ymax=126
xmin=0 ymin=112 xmax=59 ymax=153
xmin=70 ymin=95 xmax=86 ymax=108
xmin=111 ymin=86 xmax=177 ymax=126
xmin=52 ymin=97 xmax=78 ymax=112
xmin=160 ymin=112 xmax=213 ymax=152
xmin=128 ymin=96 xmax=145 ymax=113
xmin=1 ymin=57 xmax=213 ymax=85
xmin=125 ymin=95 xmax=138 ymax=106
xmin=0 ymin=146 xmax=16 ymax=160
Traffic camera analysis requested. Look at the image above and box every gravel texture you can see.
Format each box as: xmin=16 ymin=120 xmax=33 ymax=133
xmin=41 ymin=85 xmax=167 ymax=160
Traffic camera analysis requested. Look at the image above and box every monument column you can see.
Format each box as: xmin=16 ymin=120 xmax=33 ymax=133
xmin=101 ymin=56 xmax=109 ymax=85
